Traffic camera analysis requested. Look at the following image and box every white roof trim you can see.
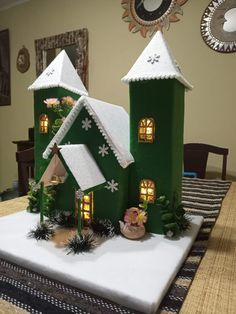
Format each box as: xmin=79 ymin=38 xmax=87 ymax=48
xmin=29 ymin=82 xmax=88 ymax=96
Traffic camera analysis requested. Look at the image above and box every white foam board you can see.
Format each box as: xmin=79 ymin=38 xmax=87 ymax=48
xmin=0 ymin=211 xmax=203 ymax=313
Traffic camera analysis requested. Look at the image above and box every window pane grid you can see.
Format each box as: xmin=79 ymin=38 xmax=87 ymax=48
xmin=81 ymin=192 xmax=93 ymax=226
xmin=139 ymin=179 xmax=155 ymax=203
xmin=39 ymin=114 xmax=49 ymax=134
xmin=138 ymin=118 xmax=155 ymax=143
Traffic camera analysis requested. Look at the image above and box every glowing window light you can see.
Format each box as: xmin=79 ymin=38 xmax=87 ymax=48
xmin=139 ymin=179 xmax=156 ymax=203
xmin=39 ymin=114 xmax=49 ymax=134
xmin=138 ymin=118 xmax=155 ymax=143
xmin=80 ymin=192 xmax=93 ymax=226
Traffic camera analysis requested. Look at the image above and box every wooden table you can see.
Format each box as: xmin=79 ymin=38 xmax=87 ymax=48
xmin=0 ymin=184 xmax=235 ymax=314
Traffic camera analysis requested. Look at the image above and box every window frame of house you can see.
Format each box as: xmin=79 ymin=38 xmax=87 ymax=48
xmin=81 ymin=192 xmax=93 ymax=226
xmin=39 ymin=113 xmax=49 ymax=134
xmin=138 ymin=118 xmax=155 ymax=143
xmin=139 ymin=179 xmax=156 ymax=203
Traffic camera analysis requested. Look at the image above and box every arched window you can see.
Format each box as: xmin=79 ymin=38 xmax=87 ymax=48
xmin=81 ymin=192 xmax=93 ymax=226
xmin=39 ymin=114 xmax=49 ymax=134
xmin=139 ymin=179 xmax=156 ymax=203
xmin=138 ymin=118 xmax=155 ymax=143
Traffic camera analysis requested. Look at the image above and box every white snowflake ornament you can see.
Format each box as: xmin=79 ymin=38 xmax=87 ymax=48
xmin=98 ymin=144 xmax=109 ymax=157
xmin=166 ymin=230 xmax=174 ymax=238
xmin=147 ymin=54 xmax=160 ymax=64
xmin=81 ymin=117 xmax=92 ymax=131
xmin=76 ymin=189 xmax=84 ymax=200
xmin=105 ymin=179 xmax=119 ymax=193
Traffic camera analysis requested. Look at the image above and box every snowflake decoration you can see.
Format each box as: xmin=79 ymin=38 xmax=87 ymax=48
xmin=46 ymin=68 xmax=55 ymax=76
xmin=98 ymin=144 xmax=109 ymax=157
xmin=105 ymin=180 xmax=119 ymax=193
xmin=166 ymin=230 xmax=174 ymax=238
xmin=147 ymin=54 xmax=160 ymax=64
xmin=76 ymin=189 xmax=84 ymax=200
xmin=32 ymin=182 xmax=40 ymax=193
xmin=81 ymin=117 xmax=92 ymax=131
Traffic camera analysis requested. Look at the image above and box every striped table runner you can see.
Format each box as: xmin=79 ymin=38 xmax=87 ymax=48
xmin=159 ymin=177 xmax=231 ymax=314
xmin=0 ymin=178 xmax=231 ymax=314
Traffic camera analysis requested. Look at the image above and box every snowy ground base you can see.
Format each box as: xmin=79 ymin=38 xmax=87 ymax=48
xmin=0 ymin=211 xmax=203 ymax=314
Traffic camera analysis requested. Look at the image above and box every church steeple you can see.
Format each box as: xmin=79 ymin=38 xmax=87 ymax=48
xmin=123 ymin=31 xmax=192 ymax=234
xmin=28 ymin=50 xmax=88 ymax=96
xmin=28 ymin=50 xmax=88 ymax=181
xmin=122 ymin=30 xmax=192 ymax=90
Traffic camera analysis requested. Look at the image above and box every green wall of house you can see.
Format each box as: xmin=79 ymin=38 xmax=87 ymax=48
xmin=59 ymin=106 xmax=129 ymax=227
xmin=129 ymin=79 xmax=185 ymax=234
xmin=34 ymin=87 xmax=80 ymax=181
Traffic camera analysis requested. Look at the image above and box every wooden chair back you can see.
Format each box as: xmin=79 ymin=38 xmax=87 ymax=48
xmin=16 ymin=147 xmax=34 ymax=196
xmin=184 ymin=143 xmax=228 ymax=180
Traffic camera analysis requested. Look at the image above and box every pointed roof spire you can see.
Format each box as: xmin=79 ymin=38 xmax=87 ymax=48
xmin=121 ymin=31 xmax=193 ymax=90
xmin=28 ymin=50 xmax=88 ymax=96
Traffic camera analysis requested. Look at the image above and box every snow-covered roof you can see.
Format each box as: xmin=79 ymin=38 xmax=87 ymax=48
xmin=121 ymin=31 xmax=193 ymax=90
xmin=59 ymin=144 xmax=106 ymax=191
xmin=43 ymin=96 xmax=134 ymax=169
xmin=28 ymin=50 xmax=88 ymax=96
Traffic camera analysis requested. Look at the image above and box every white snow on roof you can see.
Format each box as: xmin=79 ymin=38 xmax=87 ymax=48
xmin=83 ymin=96 xmax=134 ymax=168
xmin=121 ymin=31 xmax=193 ymax=90
xmin=43 ymin=96 xmax=134 ymax=169
xmin=28 ymin=50 xmax=88 ymax=96
xmin=59 ymin=144 xmax=106 ymax=191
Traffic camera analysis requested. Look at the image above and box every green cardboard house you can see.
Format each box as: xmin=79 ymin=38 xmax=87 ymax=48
xmin=28 ymin=31 xmax=192 ymax=234
xmin=40 ymin=96 xmax=134 ymax=229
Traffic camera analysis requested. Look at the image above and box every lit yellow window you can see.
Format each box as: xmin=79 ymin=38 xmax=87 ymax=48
xmin=139 ymin=179 xmax=156 ymax=203
xmin=81 ymin=192 xmax=93 ymax=226
xmin=138 ymin=118 xmax=155 ymax=143
xmin=39 ymin=114 xmax=49 ymax=134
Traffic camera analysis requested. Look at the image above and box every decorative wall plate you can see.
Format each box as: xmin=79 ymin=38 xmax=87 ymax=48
xmin=201 ymin=0 xmax=236 ymax=53
xmin=16 ymin=46 xmax=30 ymax=73
xmin=121 ymin=0 xmax=189 ymax=37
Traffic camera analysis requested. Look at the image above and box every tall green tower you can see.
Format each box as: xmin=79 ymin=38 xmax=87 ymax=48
xmin=122 ymin=31 xmax=192 ymax=234
xmin=28 ymin=50 xmax=88 ymax=181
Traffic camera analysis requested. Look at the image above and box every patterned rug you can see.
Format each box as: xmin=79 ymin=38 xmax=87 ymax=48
xmin=158 ymin=177 xmax=231 ymax=313
xmin=0 ymin=178 xmax=231 ymax=314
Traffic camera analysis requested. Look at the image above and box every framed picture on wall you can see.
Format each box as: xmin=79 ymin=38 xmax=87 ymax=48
xmin=0 ymin=29 xmax=10 ymax=106
xmin=201 ymin=0 xmax=236 ymax=53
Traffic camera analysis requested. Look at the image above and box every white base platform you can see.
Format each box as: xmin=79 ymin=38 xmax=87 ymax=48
xmin=0 ymin=211 xmax=203 ymax=314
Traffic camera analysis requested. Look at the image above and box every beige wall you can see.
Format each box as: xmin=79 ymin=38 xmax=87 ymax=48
xmin=0 ymin=0 xmax=235 ymax=191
